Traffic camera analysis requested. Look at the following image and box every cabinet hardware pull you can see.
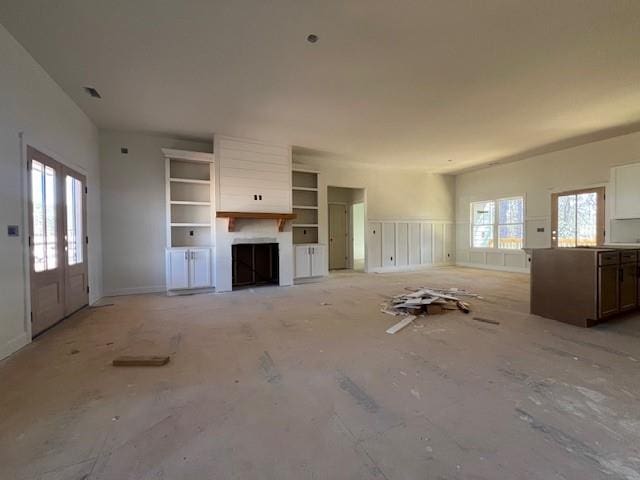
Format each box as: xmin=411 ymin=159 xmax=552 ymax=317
xmin=259 ymin=194 xmax=262 ymax=200
xmin=254 ymin=195 xmax=257 ymax=200
xmin=185 ymin=251 xmax=188 ymax=260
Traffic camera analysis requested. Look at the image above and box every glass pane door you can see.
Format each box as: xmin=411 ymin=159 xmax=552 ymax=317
xmin=553 ymin=189 xmax=603 ymax=247
xmin=65 ymin=175 xmax=84 ymax=265
xmin=31 ymin=160 xmax=58 ymax=272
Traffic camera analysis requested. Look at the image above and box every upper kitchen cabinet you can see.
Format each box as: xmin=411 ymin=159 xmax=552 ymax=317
xmin=611 ymin=162 xmax=640 ymax=219
xmin=214 ymin=135 xmax=292 ymax=213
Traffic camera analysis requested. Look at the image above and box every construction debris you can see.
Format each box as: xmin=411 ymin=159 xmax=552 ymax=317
xmin=473 ymin=317 xmax=500 ymax=325
xmin=386 ymin=315 xmax=417 ymax=334
xmin=112 ymin=355 xmax=170 ymax=367
xmin=382 ymin=287 xmax=478 ymax=333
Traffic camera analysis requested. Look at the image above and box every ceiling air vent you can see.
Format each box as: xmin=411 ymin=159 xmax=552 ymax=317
xmin=83 ymin=86 xmax=102 ymax=99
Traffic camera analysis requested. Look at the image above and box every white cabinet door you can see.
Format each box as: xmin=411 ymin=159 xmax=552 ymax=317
xmin=613 ymin=164 xmax=640 ymax=219
xmin=295 ymin=245 xmax=311 ymax=279
xmin=168 ymin=250 xmax=189 ymax=289
xmin=190 ymin=248 xmax=211 ymax=288
xmin=310 ymin=245 xmax=325 ymax=276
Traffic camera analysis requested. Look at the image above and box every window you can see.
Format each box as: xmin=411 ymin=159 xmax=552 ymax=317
xmin=552 ymin=188 xmax=604 ymax=247
xmin=471 ymin=197 xmax=524 ymax=249
xmin=65 ymin=175 xmax=84 ymax=265
xmin=31 ymin=160 xmax=58 ymax=272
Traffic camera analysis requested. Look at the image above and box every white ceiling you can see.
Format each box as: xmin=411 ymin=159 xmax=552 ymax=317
xmin=1 ymin=1 xmax=639 ymax=172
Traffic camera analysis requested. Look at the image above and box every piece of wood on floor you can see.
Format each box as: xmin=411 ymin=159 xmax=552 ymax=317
xmin=473 ymin=317 xmax=500 ymax=325
xmin=386 ymin=315 xmax=417 ymax=334
xmin=112 ymin=355 xmax=170 ymax=367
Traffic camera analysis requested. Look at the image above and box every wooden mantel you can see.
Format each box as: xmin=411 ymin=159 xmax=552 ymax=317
xmin=216 ymin=211 xmax=297 ymax=232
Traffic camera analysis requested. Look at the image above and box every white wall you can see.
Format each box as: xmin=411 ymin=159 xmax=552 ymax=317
xmin=0 ymin=24 xmax=102 ymax=359
xmin=99 ymin=131 xmax=211 ymax=295
xmin=294 ymin=153 xmax=455 ymax=272
xmin=295 ymin=153 xmax=455 ymax=239
xmin=455 ymin=131 xmax=640 ymax=272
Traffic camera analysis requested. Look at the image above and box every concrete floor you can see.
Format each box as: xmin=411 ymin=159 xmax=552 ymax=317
xmin=1 ymin=267 xmax=640 ymax=480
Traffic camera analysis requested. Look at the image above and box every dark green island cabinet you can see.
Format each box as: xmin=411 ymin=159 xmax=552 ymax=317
xmin=530 ymin=248 xmax=639 ymax=327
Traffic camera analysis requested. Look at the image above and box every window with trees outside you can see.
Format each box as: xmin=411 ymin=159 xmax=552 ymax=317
xmin=471 ymin=197 xmax=524 ymax=249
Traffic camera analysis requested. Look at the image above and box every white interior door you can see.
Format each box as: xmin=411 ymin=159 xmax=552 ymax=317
xmin=329 ymin=203 xmax=347 ymax=270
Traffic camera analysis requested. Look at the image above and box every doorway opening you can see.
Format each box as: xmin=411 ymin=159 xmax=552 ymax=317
xmin=27 ymin=146 xmax=89 ymax=337
xmin=327 ymin=186 xmax=366 ymax=272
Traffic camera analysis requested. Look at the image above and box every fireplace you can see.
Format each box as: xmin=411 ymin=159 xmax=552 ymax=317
xmin=232 ymin=243 xmax=279 ymax=288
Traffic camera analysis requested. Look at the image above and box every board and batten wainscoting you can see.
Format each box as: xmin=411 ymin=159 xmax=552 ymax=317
xmin=366 ymin=221 xmax=454 ymax=273
xmin=455 ymin=215 xmax=547 ymax=273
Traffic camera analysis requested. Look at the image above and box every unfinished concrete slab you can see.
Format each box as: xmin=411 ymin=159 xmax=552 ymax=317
xmin=1 ymin=267 xmax=639 ymax=479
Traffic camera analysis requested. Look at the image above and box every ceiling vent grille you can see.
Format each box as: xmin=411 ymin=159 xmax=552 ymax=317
xmin=83 ymin=86 xmax=102 ymax=98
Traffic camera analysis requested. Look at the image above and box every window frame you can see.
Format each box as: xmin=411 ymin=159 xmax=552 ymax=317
xmin=470 ymin=195 xmax=526 ymax=251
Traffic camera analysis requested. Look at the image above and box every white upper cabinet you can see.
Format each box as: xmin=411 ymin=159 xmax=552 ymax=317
xmin=215 ymin=135 xmax=292 ymax=213
xmin=612 ymin=163 xmax=640 ymax=219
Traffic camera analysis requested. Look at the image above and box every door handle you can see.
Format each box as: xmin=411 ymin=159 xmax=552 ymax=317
xmin=619 ymin=267 xmax=624 ymax=282
xmin=185 ymin=251 xmax=188 ymax=260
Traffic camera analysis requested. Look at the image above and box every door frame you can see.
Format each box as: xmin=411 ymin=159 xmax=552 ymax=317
xmin=20 ymin=133 xmax=90 ymax=340
xmin=325 ymin=185 xmax=368 ymax=272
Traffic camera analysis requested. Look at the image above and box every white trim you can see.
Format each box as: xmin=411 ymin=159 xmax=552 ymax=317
xmin=456 ymin=262 xmax=530 ymax=274
xmin=368 ymin=263 xmax=451 ymax=274
xmin=103 ymin=285 xmax=166 ymax=297
xmin=0 ymin=333 xmax=30 ymax=361
xmin=161 ymin=148 xmax=214 ymax=163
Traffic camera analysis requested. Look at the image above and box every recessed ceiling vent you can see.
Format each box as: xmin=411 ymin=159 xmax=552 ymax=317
xmin=83 ymin=86 xmax=102 ymax=98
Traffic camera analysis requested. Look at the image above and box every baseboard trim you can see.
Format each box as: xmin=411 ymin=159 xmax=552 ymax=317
xmin=368 ymin=263 xmax=454 ymax=274
xmin=0 ymin=332 xmax=30 ymax=361
xmin=456 ymin=262 xmax=530 ymax=274
xmin=103 ymin=285 xmax=166 ymax=297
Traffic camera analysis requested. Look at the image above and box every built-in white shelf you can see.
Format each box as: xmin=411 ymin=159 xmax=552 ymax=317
xmin=170 ymin=201 xmax=211 ymax=206
xmin=170 ymin=222 xmax=211 ymax=227
xmin=170 ymin=177 xmax=211 ymax=185
xmin=293 ymin=224 xmax=319 ymax=228
xmin=292 ymin=186 xmax=318 ymax=192
xmin=293 ymin=205 xmax=319 ymax=210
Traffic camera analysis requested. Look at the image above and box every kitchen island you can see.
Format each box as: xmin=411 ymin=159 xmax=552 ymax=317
xmin=530 ymin=247 xmax=639 ymax=327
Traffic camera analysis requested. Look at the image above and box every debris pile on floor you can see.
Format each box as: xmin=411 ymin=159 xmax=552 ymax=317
xmin=382 ymin=287 xmax=481 ymax=334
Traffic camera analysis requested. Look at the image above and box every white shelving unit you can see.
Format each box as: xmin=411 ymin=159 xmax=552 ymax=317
xmin=292 ymin=168 xmax=326 ymax=279
xmin=163 ymin=148 xmax=215 ymax=294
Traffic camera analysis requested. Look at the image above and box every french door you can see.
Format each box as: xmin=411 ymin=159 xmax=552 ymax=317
xmin=551 ymin=187 xmax=605 ymax=248
xmin=28 ymin=146 xmax=88 ymax=336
